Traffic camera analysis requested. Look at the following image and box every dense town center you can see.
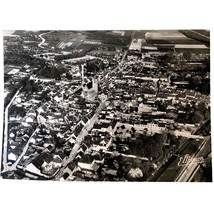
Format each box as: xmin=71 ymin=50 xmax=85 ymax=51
xmin=1 ymin=30 xmax=211 ymax=181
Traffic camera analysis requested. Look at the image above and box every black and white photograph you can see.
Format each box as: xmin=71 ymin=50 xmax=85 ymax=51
xmin=1 ymin=29 xmax=211 ymax=182
xmin=1 ymin=1 xmax=214 ymax=214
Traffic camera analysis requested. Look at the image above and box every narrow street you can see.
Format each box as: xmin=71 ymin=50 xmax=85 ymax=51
xmin=1 ymin=87 xmax=23 ymax=173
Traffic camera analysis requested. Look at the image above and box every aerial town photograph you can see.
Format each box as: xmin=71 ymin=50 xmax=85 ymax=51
xmin=0 ymin=29 xmax=211 ymax=182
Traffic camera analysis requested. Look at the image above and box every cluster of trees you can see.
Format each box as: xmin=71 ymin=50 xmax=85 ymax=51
xmin=4 ymin=76 xmax=29 ymax=108
xmin=110 ymin=130 xmax=184 ymax=180
xmin=4 ymin=50 xmax=33 ymax=66
xmin=24 ymin=80 xmax=39 ymax=93
xmin=154 ymin=100 xmax=168 ymax=111
xmin=36 ymin=64 xmax=73 ymax=80
xmin=157 ymin=51 xmax=175 ymax=67
xmin=9 ymin=105 xmax=26 ymax=117
xmin=189 ymin=76 xmax=210 ymax=95
xmin=201 ymin=156 xmax=212 ymax=182
xmin=128 ymin=132 xmax=181 ymax=160
xmin=85 ymin=59 xmax=102 ymax=73
xmin=177 ymin=101 xmax=210 ymax=124
xmin=104 ymin=37 xmax=130 ymax=46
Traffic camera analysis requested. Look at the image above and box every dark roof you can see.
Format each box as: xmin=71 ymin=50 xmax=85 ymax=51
xmin=31 ymin=157 xmax=44 ymax=169
xmin=141 ymin=120 xmax=148 ymax=125
xmin=82 ymin=117 xmax=88 ymax=124
xmin=93 ymin=153 xmax=104 ymax=161
xmin=82 ymin=143 xmax=88 ymax=152
xmin=157 ymin=93 xmax=167 ymax=98
xmin=73 ymin=171 xmax=85 ymax=178
xmin=93 ymin=124 xmax=103 ymax=130
xmin=101 ymin=123 xmax=110 ymax=128
xmin=185 ymin=91 xmax=195 ymax=96
xmin=159 ymin=123 xmax=166 ymax=127
xmin=67 ymin=162 xmax=77 ymax=171
xmin=176 ymin=93 xmax=186 ymax=98
xmin=40 ymin=152 xmax=53 ymax=164
xmin=55 ymin=151 xmax=66 ymax=160
xmin=63 ymin=172 xmax=70 ymax=180
xmin=47 ymin=144 xmax=54 ymax=152
xmin=79 ymin=154 xmax=95 ymax=164
xmin=87 ymin=111 xmax=95 ymax=119
xmin=74 ymin=123 xmax=84 ymax=136
xmin=111 ymin=120 xmax=117 ymax=129
xmin=77 ymin=150 xmax=85 ymax=157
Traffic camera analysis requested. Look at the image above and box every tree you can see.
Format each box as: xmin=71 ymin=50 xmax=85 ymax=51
xmin=131 ymin=127 xmax=136 ymax=133
xmin=121 ymin=125 xmax=125 ymax=130
xmin=204 ymin=109 xmax=210 ymax=120
xmin=197 ymin=101 xmax=207 ymax=114
xmin=191 ymin=111 xmax=204 ymax=124
xmin=191 ymin=75 xmax=202 ymax=86
xmin=183 ymin=51 xmax=192 ymax=61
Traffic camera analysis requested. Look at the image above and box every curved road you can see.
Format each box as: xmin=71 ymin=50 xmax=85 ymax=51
xmin=38 ymin=31 xmax=51 ymax=49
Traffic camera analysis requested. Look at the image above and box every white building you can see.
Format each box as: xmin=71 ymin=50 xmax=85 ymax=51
xmin=129 ymin=39 xmax=142 ymax=51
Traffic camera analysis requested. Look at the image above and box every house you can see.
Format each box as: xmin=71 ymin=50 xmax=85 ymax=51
xmin=8 ymin=152 xmax=17 ymax=162
xmin=166 ymin=105 xmax=178 ymax=114
xmin=67 ymin=162 xmax=77 ymax=172
xmin=78 ymin=161 xmax=100 ymax=173
xmin=185 ymin=90 xmax=196 ymax=98
xmin=55 ymin=150 xmax=66 ymax=161
xmin=77 ymin=154 xmax=100 ymax=172
xmin=75 ymin=150 xmax=85 ymax=161
xmin=82 ymin=143 xmax=88 ymax=152
xmin=73 ymin=171 xmax=85 ymax=179
xmin=62 ymin=172 xmax=70 ymax=180
xmin=102 ymin=168 xmax=117 ymax=176
xmin=176 ymin=93 xmax=186 ymax=100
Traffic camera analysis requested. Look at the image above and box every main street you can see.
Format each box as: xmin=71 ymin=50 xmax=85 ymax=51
xmin=54 ymin=49 xmax=128 ymax=180
xmin=54 ymin=98 xmax=108 ymax=180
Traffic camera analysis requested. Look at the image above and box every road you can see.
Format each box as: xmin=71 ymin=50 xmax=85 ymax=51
xmin=38 ymin=31 xmax=51 ymax=49
xmin=30 ymin=75 xmax=72 ymax=84
xmin=54 ymin=99 xmax=108 ymax=180
xmin=103 ymin=150 xmax=148 ymax=161
xmin=119 ymin=50 xmax=127 ymax=69
xmin=1 ymin=87 xmax=23 ymax=173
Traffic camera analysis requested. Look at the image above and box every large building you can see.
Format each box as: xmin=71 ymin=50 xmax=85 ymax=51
xmin=174 ymin=44 xmax=210 ymax=54
xmin=129 ymin=39 xmax=142 ymax=51
xmin=145 ymin=31 xmax=201 ymax=44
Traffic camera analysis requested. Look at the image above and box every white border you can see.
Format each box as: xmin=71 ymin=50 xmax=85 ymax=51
xmin=0 ymin=1 xmax=213 ymax=214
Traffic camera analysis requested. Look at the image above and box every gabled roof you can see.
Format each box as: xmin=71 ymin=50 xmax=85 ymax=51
xmin=79 ymin=154 xmax=95 ymax=164
xmin=82 ymin=143 xmax=88 ymax=152
xmin=55 ymin=151 xmax=66 ymax=160
xmin=40 ymin=152 xmax=53 ymax=164
xmin=67 ymin=162 xmax=77 ymax=171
